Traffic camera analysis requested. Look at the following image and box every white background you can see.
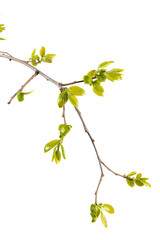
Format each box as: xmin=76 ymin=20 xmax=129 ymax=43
xmin=0 ymin=0 xmax=159 ymax=239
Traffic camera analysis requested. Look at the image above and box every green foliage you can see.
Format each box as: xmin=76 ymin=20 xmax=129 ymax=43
xmin=61 ymin=145 xmax=66 ymax=159
xmin=44 ymin=140 xmax=59 ymax=153
xmin=90 ymin=203 xmax=114 ymax=228
xmin=44 ymin=124 xmax=72 ymax=163
xmin=68 ymin=94 xmax=79 ymax=107
xmin=98 ymin=61 xmax=114 ymax=69
xmin=68 ymin=86 xmax=85 ymax=96
xmin=105 ymin=68 xmax=123 ymax=82
xmin=100 ymin=211 xmax=107 ymax=228
xmin=83 ymin=61 xmax=124 ymax=96
xmin=58 ymin=124 xmax=72 ymax=138
xmin=92 ymin=81 xmax=104 ymax=96
xmin=17 ymin=90 xmax=34 ymax=102
xmin=29 ymin=46 xmax=56 ymax=66
xmin=57 ymin=89 xmax=68 ymax=108
xmin=57 ymin=87 xmax=85 ymax=108
xmin=0 ymin=24 xmax=6 ymax=40
xmin=124 ymin=172 xmax=151 ymax=188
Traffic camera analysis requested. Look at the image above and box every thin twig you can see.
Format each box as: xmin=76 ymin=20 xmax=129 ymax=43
xmin=62 ymin=105 xmax=67 ymax=124
xmin=101 ymin=160 xmax=130 ymax=180
xmin=74 ymin=106 xmax=104 ymax=205
xmin=0 ymin=52 xmax=61 ymax=88
xmin=61 ymin=77 xmax=96 ymax=87
xmin=61 ymin=80 xmax=84 ymax=86
xmin=8 ymin=71 xmax=38 ymax=104
xmin=7 ymin=71 xmax=39 ymax=104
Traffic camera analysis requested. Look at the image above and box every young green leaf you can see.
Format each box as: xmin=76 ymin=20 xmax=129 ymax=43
xmin=126 ymin=178 xmax=135 ymax=187
xmin=17 ymin=92 xmax=24 ymax=102
xmin=57 ymin=90 xmax=68 ymax=108
xmin=103 ymin=204 xmax=114 ymax=214
xmin=105 ymin=69 xmax=124 ymax=82
xmin=136 ymin=173 xmax=142 ymax=179
xmin=83 ymin=75 xmax=92 ymax=85
xmin=55 ymin=148 xmax=61 ymax=164
xmin=98 ymin=61 xmax=114 ymax=69
xmin=61 ymin=145 xmax=66 ymax=159
xmin=90 ymin=204 xmax=100 ymax=222
xmin=23 ymin=89 xmax=34 ymax=95
xmin=87 ymin=70 xmax=96 ymax=79
xmin=31 ymin=49 xmax=36 ymax=58
xmin=95 ymin=69 xmax=107 ymax=82
xmin=58 ymin=124 xmax=72 ymax=138
xmin=68 ymin=86 xmax=86 ymax=96
xmin=128 ymin=171 xmax=137 ymax=176
xmin=44 ymin=54 xmax=56 ymax=62
xmin=44 ymin=140 xmax=59 ymax=153
xmin=140 ymin=180 xmax=151 ymax=187
xmin=92 ymin=82 xmax=104 ymax=96
xmin=40 ymin=46 xmax=46 ymax=57
xmin=52 ymin=148 xmax=56 ymax=162
xmin=135 ymin=180 xmax=144 ymax=187
xmin=100 ymin=211 xmax=107 ymax=228
xmin=68 ymin=94 xmax=79 ymax=107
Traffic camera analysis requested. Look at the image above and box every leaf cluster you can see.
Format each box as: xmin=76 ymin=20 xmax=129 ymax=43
xmin=44 ymin=124 xmax=72 ymax=163
xmin=29 ymin=46 xmax=56 ymax=66
xmin=83 ymin=61 xmax=124 ymax=96
xmin=58 ymin=86 xmax=85 ymax=108
xmin=90 ymin=203 xmax=114 ymax=228
xmin=0 ymin=24 xmax=6 ymax=40
xmin=124 ymin=171 xmax=151 ymax=188
xmin=17 ymin=90 xmax=34 ymax=102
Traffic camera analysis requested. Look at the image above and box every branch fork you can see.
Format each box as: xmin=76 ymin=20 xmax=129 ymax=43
xmin=0 ymin=51 xmax=128 ymax=204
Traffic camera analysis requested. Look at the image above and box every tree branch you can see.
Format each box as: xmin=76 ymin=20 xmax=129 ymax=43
xmin=7 ymin=71 xmax=39 ymax=104
xmin=62 ymin=105 xmax=67 ymax=124
xmin=74 ymin=106 xmax=104 ymax=205
xmin=61 ymin=80 xmax=84 ymax=86
xmin=61 ymin=77 xmax=96 ymax=87
xmin=0 ymin=52 xmax=61 ymax=88
xmin=100 ymin=160 xmax=130 ymax=180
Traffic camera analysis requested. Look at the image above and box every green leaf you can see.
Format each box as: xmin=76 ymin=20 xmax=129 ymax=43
xmin=103 ymin=204 xmax=114 ymax=214
xmin=95 ymin=69 xmax=107 ymax=82
xmin=17 ymin=92 xmax=24 ymax=102
xmin=58 ymin=124 xmax=72 ymax=138
xmin=140 ymin=180 xmax=151 ymax=187
xmin=57 ymin=90 xmax=68 ymax=108
xmin=44 ymin=140 xmax=59 ymax=153
xmin=68 ymin=94 xmax=79 ymax=107
xmin=23 ymin=89 xmax=34 ymax=95
xmin=83 ymin=75 xmax=92 ymax=85
xmin=55 ymin=148 xmax=61 ymax=164
xmin=31 ymin=49 xmax=36 ymax=58
xmin=135 ymin=180 xmax=144 ymax=186
xmin=68 ymin=86 xmax=85 ymax=96
xmin=90 ymin=204 xmax=100 ymax=222
xmin=43 ymin=54 xmax=56 ymax=63
xmin=52 ymin=148 xmax=56 ymax=162
xmin=105 ymin=69 xmax=123 ymax=82
xmin=128 ymin=171 xmax=137 ymax=176
xmin=0 ymin=38 xmax=6 ymax=40
xmin=42 ymin=58 xmax=52 ymax=63
xmin=136 ymin=173 xmax=142 ymax=179
xmin=100 ymin=211 xmax=107 ymax=228
xmin=98 ymin=61 xmax=114 ymax=69
xmin=126 ymin=178 xmax=135 ymax=187
xmin=61 ymin=145 xmax=66 ymax=159
xmin=87 ymin=70 xmax=96 ymax=79
xmin=92 ymin=82 xmax=104 ymax=96
xmin=40 ymin=46 xmax=46 ymax=57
